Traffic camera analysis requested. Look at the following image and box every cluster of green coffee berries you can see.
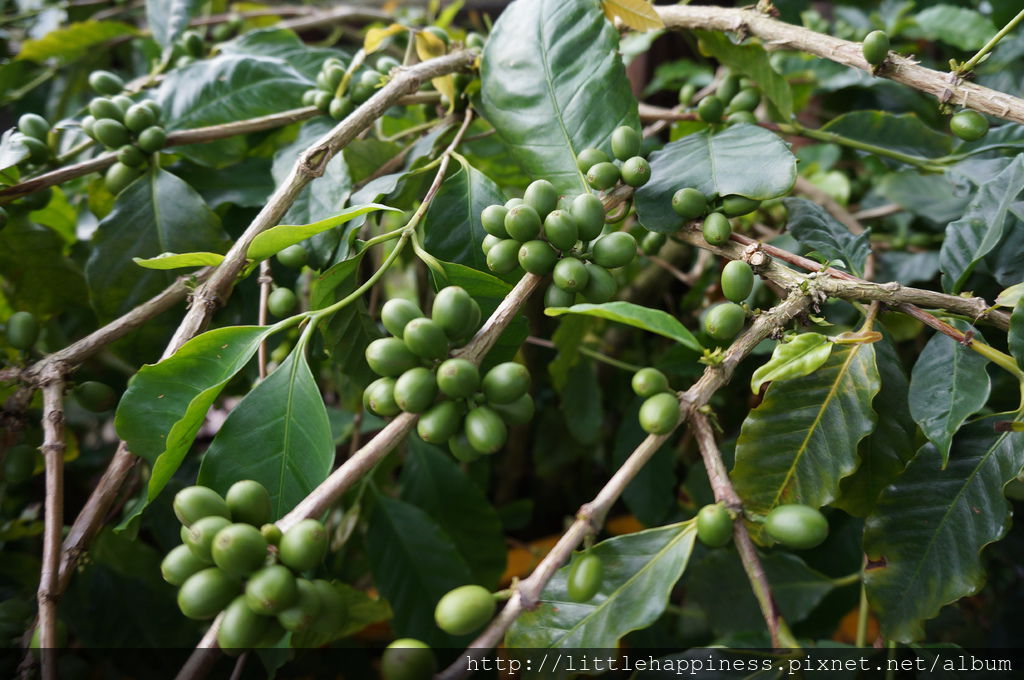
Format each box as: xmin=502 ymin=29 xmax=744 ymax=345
xmin=702 ymin=259 xmax=755 ymax=342
xmin=631 ymin=367 xmax=681 ymax=436
xmin=162 ymin=482 xmax=345 ymax=650
xmin=671 ymin=186 xmax=761 ymax=244
xmin=695 ymin=502 xmax=828 ymax=550
xmin=680 ymin=71 xmax=763 ymax=126
xmin=302 ymin=53 xmax=400 ymax=119
xmin=576 ymin=125 xmax=651 ymax=190
xmin=481 ymin=178 xmax=637 ymax=307
xmin=81 ymin=71 xmax=167 ymax=194
xmin=364 ymin=287 xmax=534 ymax=460
xmin=10 ymin=113 xmax=53 ymax=169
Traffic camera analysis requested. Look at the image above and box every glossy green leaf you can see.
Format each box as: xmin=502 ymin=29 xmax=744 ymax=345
xmin=219 ymin=28 xmax=340 ymax=81
xmin=612 ymin=396 xmax=677 ymax=527
xmin=820 ymin=111 xmax=952 ymax=161
xmin=146 ymin=0 xmax=201 ymax=48
xmin=132 ymin=251 xmax=225 ymax=270
xmin=864 ymin=417 xmax=1024 ymax=642
xmin=940 ymin=155 xmax=1024 ymax=293
xmin=247 ymin=203 xmax=397 ymax=261
xmin=784 ymin=197 xmax=870 ymax=277
xmin=423 ymin=154 xmax=508 ymax=276
xmin=689 ymin=550 xmax=833 ymax=635
xmin=561 ymin=359 xmax=603 ymax=446
xmin=478 ymin=0 xmax=639 ymax=193
xmin=878 ymin=171 xmax=969 ymax=225
xmin=1011 ymin=301 xmax=1024 ymax=370
xmin=506 ymin=522 xmax=697 ymax=648
xmin=197 ymin=349 xmax=334 ymax=519
xmin=366 ymin=495 xmax=475 ymax=646
xmin=114 ymin=325 xmax=277 ymax=513
xmin=995 ymin=282 xmax=1024 ymax=308
xmin=914 ymin=4 xmax=995 ymax=51
xmin=546 ymin=302 xmax=703 ymax=352
xmin=0 ymin=215 xmax=87 ymax=316
xmin=0 ymin=129 xmax=29 ymax=177
xmin=835 ymin=332 xmax=917 ymax=516
xmin=84 ymin=167 xmax=229 ymax=322
xmin=634 ymin=125 xmax=797 ymax=233
xmin=908 ymin=321 xmax=990 ymax=466
xmin=17 ymin=21 xmax=137 ymax=62
xmin=750 ymin=332 xmax=834 ymax=393
xmin=401 ymin=439 xmax=506 ymax=589
xmin=696 ymin=31 xmax=792 ymax=119
xmin=732 ymin=343 xmax=880 ymax=520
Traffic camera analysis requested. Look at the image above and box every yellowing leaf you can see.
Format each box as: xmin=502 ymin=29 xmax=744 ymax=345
xmin=601 ymin=0 xmax=663 ymax=31
xmin=415 ymin=31 xmax=456 ymax=108
xmin=996 ymin=282 xmax=1024 ymax=308
xmin=364 ymin=23 xmax=406 ymax=54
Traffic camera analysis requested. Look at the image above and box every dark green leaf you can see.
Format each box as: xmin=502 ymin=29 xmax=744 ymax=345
xmin=914 ymin=5 xmax=995 ymax=51
xmin=546 ymin=301 xmax=703 ymax=352
xmin=908 ymin=321 xmax=990 ymax=466
xmin=17 ymin=21 xmax=137 ymax=62
xmin=366 ymin=496 xmax=475 ymax=646
xmin=612 ymin=396 xmax=678 ymax=527
xmin=146 ymin=0 xmax=201 ymax=48
xmin=85 ymin=167 xmax=229 ymax=321
xmin=219 ymin=28 xmax=339 ymax=81
xmin=877 ymin=171 xmax=969 ymax=225
xmin=506 ymin=522 xmax=697 ymax=647
xmin=478 ymin=0 xmax=639 ymax=193
xmin=954 ymin=124 xmax=1024 ymax=158
xmin=732 ymin=343 xmax=880 ymax=521
xmin=820 ymin=111 xmax=952 ymax=162
xmin=1012 ymin=301 xmax=1024 ymax=370
xmin=634 ymin=126 xmax=797 ymax=233
xmin=695 ymin=31 xmax=792 ymax=119
xmin=560 ymin=359 xmax=603 ymax=445
xmin=784 ymin=197 xmax=870 ymax=277
xmin=864 ymin=417 xmax=1024 ymax=642
xmin=401 ymin=438 xmax=507 ymax=589
xmin=0 ymin=215 xmax=87 ymax=316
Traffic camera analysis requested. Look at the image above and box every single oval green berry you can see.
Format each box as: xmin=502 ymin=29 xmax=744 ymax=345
xmin=20 ymin=185 xmax=52 ymax=210
xmin=394 ymin=367 xmax=438 ymax=413
xmin=448 ymin=431 xmax=481 ymax=463
xmin=610 ymin=126 xmax=641 ymax=161
xmin=183 ymin=515 xmax=232 ymax=562
xmin=142 ymin=99 xmax=162 ymax=121
xmin=173 ymin=486 xmax=231 ymax=527
xmin=586 ymin=162 xmax=619 ymax=191
xmin=436 ymin=358 xmax=480 ymax=399
xmin=480 ymin=204 xmax=510 ymax=238
xmin=950 ymin=110 xmax=989 ymax=141
xmin=381 ymin=298 xmax=424 ymax=339
xmin=93 ymin=119 xmax=130 ymax=148
xmin=365 ymin=337 xmax=420 ymax=377
xmin=18 ymin=114 xmax=49 ymax=141
xmin=381 ymin=638 xmax=436 ymax=680
xmin=89 ymin=70 xmax=125 ymax=95
xmin=482 ymin=234 xmax=502 ymax=255
xmin=518 ymin=240 xmax=558 ymax=275
xmin=217 ymin=595 xmax=272 ymax=650
xmin=105 ymin=162 xmax=142 ymax=195
xmin=764 ymin=504 xmax=829 ymax=549
xmin=310 ymin=579 xmax=348 ymax=634
xmin=721 ymin=260 xmax=754 ymax=303
xmin=543 ymin=209 xmax=579 ymax=251
xmin=18 ymin=136 xmax=49 ymax=164
xmin=491 ymin=392 xmax=534 ymax=426
xmin=464 ymin=406 xmax=507 ymax=454
xmin=567 ymin=553 xmax=604 ymax=602
xmin=632 ymin=367 xmax=669 ymax=398
xmin=74 ymin=381 xmax=117 ymax=412
xmin=553 ymin=257 xmax=589 ymax=293
xmin=351 ymin=69 xmax=382 ymax=103
xmin=704 ymin=302 xmax=746 ymax=341
xmin=245 ymin=564 xmax=299 ymax=615
xmin=678 ymin=83 xmax=696 ymax=107
xmin=482 ymin=362 xmax=530 ymax=405
xmin=275 ymin=244 xmax=308 ymax=269
xmin=432 ymin=286 xmax=476 ymax=340
xmin=620 ymin=156 xmax=651 ymax=188
xmin=3 ymin=444 xmax=37 ymax=484
xmin=81 ymin=115 xmax=97 ymax=139
xmin=727 ymin=111 xmax=758 ymax=125
xmin=581 ymin=263 xmax=617 ymax=303
xmin=862 ymin=30 xmax=890 ymax=67
xmin=277 ymin=578 xmax=322 ymax=632
xmin=505 ymin=197 xmax=525 ymax=210
xmin=181 ymin=29 xmax=205 ymax=57
xmin=136 ymin=126 xmax=167 ymax=153
xmin=672 ymin=188 xmax=707 ymax=219
xmin=721 ymin=195 xmax=761 ymax=217
xmin=161 ymin=544 xmax=210 ymax=586
xmin=6 ymin=311 xmax=40 ymax=350
xmin=268 ymin=287 xmax=297 ymax=317
xmin=717 ymin=74 xmax=741 ymax=103
xmin=524 ymin=179 xmax=558 ymax=219
xmin=640 ymin=231 xmax=667 ymax=255
xmin=177 ymin=567 xmax=239 ymax=620
xmin=225 ymin=480 xmax=272 ymax=527
xmin=544 ymin=283 xmax=576 ymax=308
xmin=88 ymin=97 xmax=123 ymax=121
xmin=117 ymin=145 xmax=146 ymax=167
xmin=278 ymin=518 xmax=327 ymax=572
xmin=329 ymin=96 xmax=354 ymax=120
xmin=377 ymin=55 xmax=402 ymax=72
xmin=314 ymin=91 xmax=333 ymax=112
xmin=702 ymin=212 xmax=732 ymax=246
xmin=434 ymin=585 xmax=495 ymax=636
xmin=402 ymin=318 xmax=449 ymax=361
xmin=124 ymin=104 xmax=157 ymax=132
xmin=576 ymin=148 xmax=609 ymax=173
xmin=504 ymin=204 xmax=542 ymax=242
xmin=364 ymin=377 xmax=401 ymax=417
xmin=212 ymin=523 xmax=268 ymax=578
xmin=302 ymin=89 xmax=318 ymax=106
xmin=486 ymin=238 xmax=520 ymax=275
xmin=417 ymin=401 xmax=462 ymax=444
xmin=639 ymin=393 xmax=680 ymax=435
xmin=696 ymin=503 xmax=734 ymax=547
xmin=261 ymin=523 xmax=283 ymax=546
xmin=697 ymin=96 xmax=725 ymax=123
xmin=571 ymin=193 xmax=606 ymax=241
xmin=727 ymin=88 xmax=761 ymax=113
xmin=592 ymin=231 xmax=637 ymax=269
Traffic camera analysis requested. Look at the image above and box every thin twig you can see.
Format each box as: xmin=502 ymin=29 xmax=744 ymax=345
xmin=257 ymin=261 xmax=272 ymax=380
xmin=37 ymin=372 xmax=66 ymax=680
xmin=853 ymin=204 xmax=902 ymax=220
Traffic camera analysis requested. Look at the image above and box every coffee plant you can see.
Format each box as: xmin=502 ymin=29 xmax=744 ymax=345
xmin=2 ymin=0 xmax=1024 ymax=677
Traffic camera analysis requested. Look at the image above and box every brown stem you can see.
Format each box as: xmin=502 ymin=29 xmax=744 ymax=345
xmin=257 ymin=261 xmax=272 ymax=380
xmin=36 ymin=372 xmax=66 ymax=680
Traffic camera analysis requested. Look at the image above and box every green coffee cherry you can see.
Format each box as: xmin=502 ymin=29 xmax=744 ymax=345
xmin=632 ymin=368 xmax=669 ymax=398
xmin=381 ymin=298 xmax=424 ymax=339
xmin=727 ymin=111 xmax=757 ymax=125
xmin=717 ymin=73 xmax=741 ymax=103
xmin=351 ymin=69 xmax=383 ymax=102
xmin=89 ymin=70 xmax=124 ymax=95
xmin=518 ymin=240 xmax=558 ymax=275
xmin=697 ymin=96 xmax=725 ymax=123
xmin=543 ymin=209 xmax=579 ymax=250
xmin=276 ymin=244 xmax=309 ymax=268
xmin=402 ymin=318 xmax=449 ymax=361
xmin=524 ymin=179 xmax=558 ymax=219
xmin=310 ymin=579 xmax=348 ymax=634
xmin=950 ymin=110 xmax=989 ymax=141
xmin=377 ymin=55 xmax=402 ymax=72
xmin=619 ymin=157 xmax=650 ymax=187
xmin=161 ymin=544 xmax=210 ymax=586
xmin=640 ymin=231 xmax=667 ymax=255
xmin=184 ymin=515 xmax=232 ymax=562
xmin=721 ymin=260 xmax=754 ymax=303
xmin=721 ymin=195 xmax=760 ymax=217
xmin=702 ymin=213 xmax=732 ymax=246
xmin=381 ymin=638 xmax=436 ymax=680
xmin=279 ymin=518 xmax=327 ymax=572
xmin=464 ymin=406 xmax=507 ymax=454
xmin=124 ymin=104 xmax=157 ymax=132
xmin=329 ymin=96 xmax=354 ymax=120
xmin=482 ymin=362 xmax=530 ymax=404
xmin=212 ymin=523 xmax=268 ymax=577
xmin=74 ymin=381 xmax=117 ymax=412
xmin=696 ymin=503 xmax=733 ymax=547
xmin=764 ymin=504 xmax=829 ymax=549
xmin=486 ymin=238 xmax=520 ymax=274
xmin=225 ymin=480 xmax=272 ymax=527
xmin=704 ymin=302 xmax=746 ymax=341
xmin=105 ymin=162 xmax=142 ymax=195
xmin=504 ymin=204 xmax=542 ymax=241
xmin=592 ymin=231 xmax=637 ymax=269
xmin=610 ymin=126 xmax=641 ymax=161
xmin=553 ymin=257 xmax=589 ymax=293
xmin=434 ymin=585 xmax=495 ymax=635
xmin=576 ymin=148 xmax=609 ymax=173
xmin=448 ymin=431 xmax=481 ymax=463
xmin=672 ymin=188 xmax=707 ymax=219
xmin=581 ymin=263 xmax=617 ymax=303
xmin=482 ymin=234 xmax=502 ymax=255
xmin=586 ymin=162 xmax=619 ymax=191
xmin=364 ymin=377 xmax=401 ymax=417
xmin=18 ymin=114 xmax=49 ymax=141
xmin=261 ymin=523 xmax=283 ymax=546
xmin=571 ymin=193 xmax=606 ymax=241
xmin=245 ymin=564 xmax=299 ymax=615
xmin=277 ymin=578 xmax=322 ymax=632
xmin=727 ymin=88 xmax=761 ymax=113
xmin=178 ymin=567 xmax=239 ymax=620
xmin=181 ymin=30 xmax=205 ymax=57
xmin=142 ymin=99 xmax=162 ymax=121
xmin=505 ymin=197 xmax=525 ymax=210
xmin=3 ymin=444 xmax=38 ymax=484
xmin=491 ymin=392 xmax=534 ymax=426
xmin=314 ymin=91 xmax=333 ymax=111
xmin=93 ymin=119 xmax=130 ymax=148
xmin=417 ymin=401 xmax=462 ymax=444
xmin=481 ymin=204 xmax=509 ymax=238
xmin=366 ymin=337 xmax=419 ymax=377
xmin=89 ymin=97 xmax=122 ymax=121
xmin=6 ymin=311 xmax=40 ymax=350
xmin=117 ymin=145 xmax=146 ymax=167
xmin=218 ymin=595 xmax=272 ymax=650
xmin=639 ymin=392 xmax=680 ymax=435
xmin=431 ymin=286 xmax=476 ymax=341
xmin=862 ymin=30 xmax=889 ymax=67
xmin=19 ymin=136 xmax=49 ymax=164
xmin=394 ymin=367 xmax=438 ymax=413
xmin=137 ymin=126 xmax=167 ymax=153
xmin=21 ymin=186 xmax=52 ymax=211
xmin=544 ymin=283 xmax=576 ymax=308
xmin=436 ymin=358 xmax=480 ymax=398
xmin=174 ymin=486 xmax=231 ymax=527
xmin=567 ymin=553 xmax=603 ymax=602
xmin=268 ymin=287 xmax=297 ymax=317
